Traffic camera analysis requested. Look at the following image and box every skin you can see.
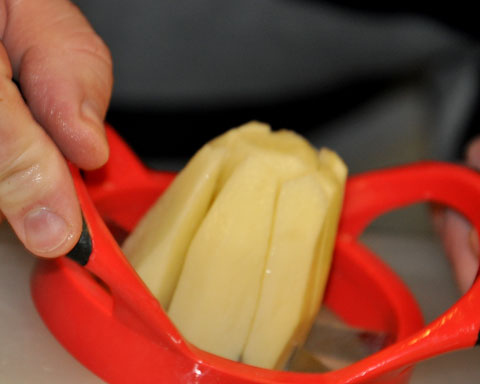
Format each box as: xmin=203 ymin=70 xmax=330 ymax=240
xmin=434 ymin=136 xmax=480 ymax=293
xmin=0 ymin=0 xmax=112 ymax=258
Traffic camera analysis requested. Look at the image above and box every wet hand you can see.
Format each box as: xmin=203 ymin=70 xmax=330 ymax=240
xmin=0 ymin=0 xmax=112 ymax=257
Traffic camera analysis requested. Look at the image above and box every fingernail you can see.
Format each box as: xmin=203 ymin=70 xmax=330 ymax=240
xmin=81 ymin=99 xmax=103 ymax=125
xmin=24 ymin=208 xmax=71 ymax=254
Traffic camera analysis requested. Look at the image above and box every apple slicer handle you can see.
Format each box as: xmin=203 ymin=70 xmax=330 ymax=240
xmin=339 ymin=161 xmax=480 ymax=239
xmin=82 ymin=124 xmax=174 ymax=199
xmin=65 ymin=163 xmax=190 ymax=355
xmin=331 ymin=161 xmax=480 ymax=383
xmin=80 ymin=124 xmax=149 ymax=194
xmin=81 ymin=124 xmax=175 ymax=232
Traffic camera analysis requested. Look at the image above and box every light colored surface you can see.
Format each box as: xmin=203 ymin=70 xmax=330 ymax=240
xmin=1 ymin=219 xmax=480 ymax=383
xmin=0 ymin=222 xmax=105 ymax=383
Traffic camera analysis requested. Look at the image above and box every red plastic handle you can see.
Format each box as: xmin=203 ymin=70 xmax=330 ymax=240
xmin=328 ymin=162 xmax=480 ymax=383
xmin=339 ymin=161 xmax=480 ymax=238
xmin=83 ymin=125 xmax=174 ymax=202
xmin=68 ymin=164 xmax=192 ymax=356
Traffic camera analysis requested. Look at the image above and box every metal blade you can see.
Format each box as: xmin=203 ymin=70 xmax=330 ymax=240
xmin=288 ymin=308 xmax=391 ymax=372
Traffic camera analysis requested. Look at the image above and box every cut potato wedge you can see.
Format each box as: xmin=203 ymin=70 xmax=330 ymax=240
xmin=299 ymin=149 xmax=348 ymax=340
xmin=168 ymin=153 xmax=309 ymax=360
xmin=210 ymin=122 xmax=319 ymax=189
xmin=294 ymin=170 xmax=339 ymax=347
xmin=318 ymin=147 xmax=348 ymax=184
xmin=241 ymin=173 xmax=329 ymax=369
xmin=122 ymin=145 xmax=225 ymax=308
xmin=208 ymin=121 xmax=270 ymax=147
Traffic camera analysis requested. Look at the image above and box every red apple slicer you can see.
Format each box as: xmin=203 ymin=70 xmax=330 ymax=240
xmin=31 ymin=125 xmax=480 ymax=384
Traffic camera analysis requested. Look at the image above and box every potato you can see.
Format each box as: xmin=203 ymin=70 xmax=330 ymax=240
xmin=209 ymin=121 xmax=318 ymax=191
xmin=241 ymin=173 xmax=329 ymax=369
xmin=294 ymin=150 xmax=347 ymax=350
xmin=122 ymin=145 xmax=225 ymax=308
xmin=123 ymin=122 xmax=347 ymax=369
xmin=168 ymin=152 xmax=310 ymax=360
xmin=303 ymin=149 xmax=347 ymax=332
xmin=210 ymin=121 xmax=320 ymax=171
xmin=241 ymin=150 xmax=346 ymax=369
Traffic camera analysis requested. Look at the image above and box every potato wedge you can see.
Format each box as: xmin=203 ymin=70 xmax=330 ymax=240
xmin=241 ymin=172 xmax=329 ymax=369
xmin=298 ymin=149 xmax=347 ymax=341
xmin=122 ymin=145 xmax=225 ymax=308
xmin=168 ymin=152 xmax=309 ymax=360
xmin=210 ymin=121 xmax=319 ymax=189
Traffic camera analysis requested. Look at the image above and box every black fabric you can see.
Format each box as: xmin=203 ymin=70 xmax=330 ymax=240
xmin=323 ymin=1 xmax=480 ymax=41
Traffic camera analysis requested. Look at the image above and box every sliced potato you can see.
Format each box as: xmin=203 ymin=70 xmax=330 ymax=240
xmin=210 ymin=122 xmax=319 ymax=189
xmin=168 ymin=152 xmax=309 ymax=360
xmin=241 ymin=172 xmax=329 ymax=369
xmin=122 ymin=145 xmax=225 ymax=308
xmin=317 ymin=147 xmax=348 ymax=184
xmin=208 ymin=121 xmax=270 ymax=147
xmin=298 ymin=149 xmax=347 ymax=341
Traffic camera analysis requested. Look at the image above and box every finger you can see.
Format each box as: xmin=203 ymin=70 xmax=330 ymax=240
xmin=470 ymin=228 xmax=479 ymax=256
xmin=466 ymin=136 xmax=480 ymax=169
xmin=0 ymin=42 xmax=82 ymax=257
xmin=2 ymin=0 xmax=113 ymax=170
xmin=442 ymin=210 xmax=478 ymax=293
xmin=430 ymin=203 xmax=446 ymax=235
xmin=433 ymin=137 xmax=480 ymax=292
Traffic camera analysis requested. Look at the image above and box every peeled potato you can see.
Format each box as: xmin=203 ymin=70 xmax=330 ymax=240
xmin=209 ymin=121 xmax=318 ymax=191
xmin=296 ymin=151 xmax=347 ymax=347
xmin=210 ymin=121 xmax=320 ymax=171
xmin=123 ymin=122 xmax=347 ymax=369
xmin=122 ymin=145 xmax=225 ymax=308
xmin=168 ymin=152 xmax=310 ymax=360
xmin=305 ymin=149 xmax=347 ymax=324
xmin=241 ymin=173 xmax=329 ymax=369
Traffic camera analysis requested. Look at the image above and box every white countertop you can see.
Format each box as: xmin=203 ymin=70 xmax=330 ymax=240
xmin=1 ymin=221 xmax=480 ymax=383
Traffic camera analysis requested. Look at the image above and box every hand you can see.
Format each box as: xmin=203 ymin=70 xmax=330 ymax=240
xmin=0 ymin=0 xmax=112 ymax=257
xmin=434 ymin=136 xmax=480 ymax=292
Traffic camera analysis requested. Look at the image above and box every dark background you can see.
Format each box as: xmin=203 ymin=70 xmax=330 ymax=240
xmin=102 ymin=2 xmax=479 ymax=161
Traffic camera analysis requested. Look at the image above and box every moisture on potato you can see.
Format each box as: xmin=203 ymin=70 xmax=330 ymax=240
xmin=122 ymin=121 xmax=347 ymax=370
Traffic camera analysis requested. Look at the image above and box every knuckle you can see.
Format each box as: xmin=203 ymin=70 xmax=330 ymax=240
xmin=68 ymin=32 xmax=113 ymax=102
xmin=70 ymin=31 xmax=113 ymax=73
xmin=0 ymin=140 xmax=55 ymax=211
